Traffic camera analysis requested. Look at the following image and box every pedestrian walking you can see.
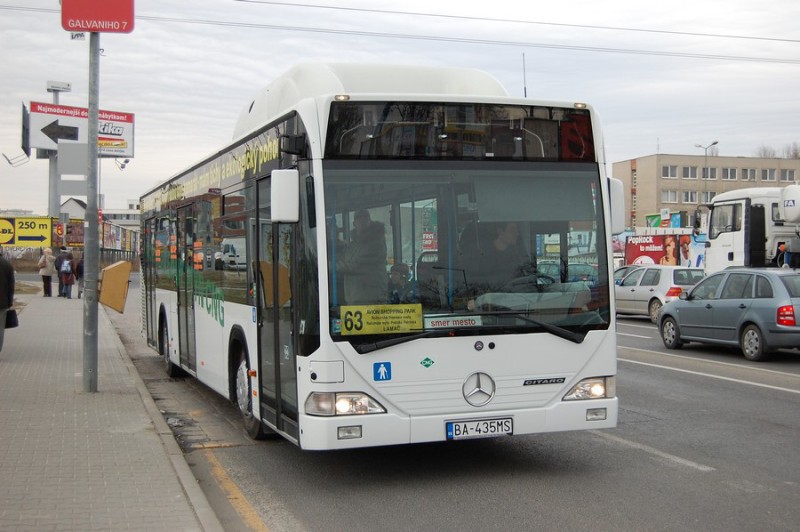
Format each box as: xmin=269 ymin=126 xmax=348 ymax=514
xmin=60 ymin=252 xmax=77 ymax=299
xmin=76 ymin=254 xmax=84 ymax=299
xmin=54 ymin=246 xmax=69 ymax=297
xmin=37 ymin=247 xmax=57 ymax=297
xmin=0 ymin=249 xmax=15 ymax=353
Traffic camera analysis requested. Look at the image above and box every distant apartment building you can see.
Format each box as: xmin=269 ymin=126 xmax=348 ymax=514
xmin=612 ymin=154 xmax=800 ymax=229
xmin=102 ymin=199 xmax=140 ymax=231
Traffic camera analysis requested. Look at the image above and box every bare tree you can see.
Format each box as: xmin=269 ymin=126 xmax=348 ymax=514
xmin=782 ymin=142 xmax=800 ymax=159
xmin=756 ymin=145 xmax=777 ymax=158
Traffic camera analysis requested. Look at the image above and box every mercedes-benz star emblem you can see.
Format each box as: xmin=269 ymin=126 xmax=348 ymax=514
xmin=462 ymin=372 xmax=496 ymax=407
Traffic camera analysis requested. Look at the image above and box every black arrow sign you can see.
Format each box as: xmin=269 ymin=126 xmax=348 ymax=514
xmin=41 ymin=120 xmax=79 ymax=144
xmin=18 ymin=234 xmax=46 ymax=242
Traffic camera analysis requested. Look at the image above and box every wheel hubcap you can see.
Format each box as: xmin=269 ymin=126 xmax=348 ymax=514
xmin=650 ymin=302 xmax=661 ymax=321
xmin=236 ymin=360 xmax=250 ymax=415
xmin=161 ymin=328 xmax=169 ymax=366
xmin=744 ymin=331 xmax=759 ymax=356
xmin=663 ymin=322 xmax=675 ymax=344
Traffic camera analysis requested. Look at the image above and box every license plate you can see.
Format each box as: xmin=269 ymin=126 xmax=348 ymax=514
xmin=446 ymin=418 xmax=513 ymax=440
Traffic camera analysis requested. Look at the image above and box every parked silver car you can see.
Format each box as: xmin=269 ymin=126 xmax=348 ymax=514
xmin=614 ymin=265 xmax=641 ymax=285
xmin=615 ymin=265 xmax=705 ymax=323
xmin=658 ymin=268 xmax=800 ymax=361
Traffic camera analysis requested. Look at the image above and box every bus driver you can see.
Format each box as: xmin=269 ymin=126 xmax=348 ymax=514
xmin=335 ymin=210 xmax=387 ymax=305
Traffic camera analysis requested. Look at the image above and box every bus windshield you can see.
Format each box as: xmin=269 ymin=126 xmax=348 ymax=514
xmin=324 ymin=161 xmax=610 ymax=346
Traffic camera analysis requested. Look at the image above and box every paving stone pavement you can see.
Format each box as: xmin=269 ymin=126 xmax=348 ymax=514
xmin=0 ymin=284 xmax=223 ymax=531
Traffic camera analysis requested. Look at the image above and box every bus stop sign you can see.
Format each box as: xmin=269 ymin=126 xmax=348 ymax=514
xmin=61 ymin=0 xmax=135 ymax=33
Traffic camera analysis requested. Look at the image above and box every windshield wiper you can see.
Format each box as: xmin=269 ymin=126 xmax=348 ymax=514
xmin=471 ymin=310 xmax=587 ymax=344
xmin=354 ymin=329 xmax=444 ymax=354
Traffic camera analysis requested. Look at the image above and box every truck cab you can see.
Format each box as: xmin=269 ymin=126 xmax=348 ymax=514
xmin=705 ymin=185 xmax=800 ymax=273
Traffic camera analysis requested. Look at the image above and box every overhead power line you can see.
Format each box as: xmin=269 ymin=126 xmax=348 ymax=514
xmin=235 ymin=0 xmax=800 ymax=45
xmin=1 ymin=4 xmax=798 ymax=65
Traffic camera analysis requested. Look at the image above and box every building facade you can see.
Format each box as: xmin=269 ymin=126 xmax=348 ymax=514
xmin=102 ymin=199 xmax=140 ymax=231
xmin=612 ymin=154 xmax=800 ymax=229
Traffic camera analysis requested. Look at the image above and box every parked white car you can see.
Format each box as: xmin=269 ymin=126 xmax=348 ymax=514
xmin=615 ymin=265 xmax=705 ymax=322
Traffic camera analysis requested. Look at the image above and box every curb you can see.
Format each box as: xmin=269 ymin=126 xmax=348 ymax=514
xmin=100 ymin=305 xmax=225 ymax=532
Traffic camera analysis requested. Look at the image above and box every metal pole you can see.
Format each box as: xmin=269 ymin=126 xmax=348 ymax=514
xmin=48 ymin=91 xmax=60 ymax=218
xmin=522 ymin=53 xmax=527 ymax=98
xmin=694 ymin=141 xmax=718 ymax=226
xmin=83 ymin=32 xmax=100 ymax=393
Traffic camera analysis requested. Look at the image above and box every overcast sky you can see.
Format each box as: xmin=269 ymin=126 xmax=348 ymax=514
xmin=1 ymin=0 xmax=799 ymax=214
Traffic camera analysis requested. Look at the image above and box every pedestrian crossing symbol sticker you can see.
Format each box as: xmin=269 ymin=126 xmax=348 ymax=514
xmin=373 ymin=362 xmax=392 ymax=381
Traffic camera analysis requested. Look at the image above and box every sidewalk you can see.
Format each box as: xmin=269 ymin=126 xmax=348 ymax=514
xmin=0 ymin=282 xmax=223 ymax=532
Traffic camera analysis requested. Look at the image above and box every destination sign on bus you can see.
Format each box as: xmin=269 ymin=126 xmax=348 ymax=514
xmin=339 ymin=304 xmax=423 ymax=335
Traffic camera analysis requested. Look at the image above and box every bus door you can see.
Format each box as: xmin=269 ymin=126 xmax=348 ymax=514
xmin=176 ymin=206 xmax=197 ymax=371
xmin=143 ymin=218 xmax=158 ymax=346
xmin=256 ymin=179 xmax=299 ymax=437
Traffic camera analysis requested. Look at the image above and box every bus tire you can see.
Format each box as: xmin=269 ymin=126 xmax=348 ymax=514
xmin=160 ymin=318 xmax=182 ymax=378
xmin=235 ymin=352 xmax=269 ymax=440
xmin=741 ymin=324 xmax=769 ymax=362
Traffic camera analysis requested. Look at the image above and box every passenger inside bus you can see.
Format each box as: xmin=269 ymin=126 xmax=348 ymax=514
xmin=388 ymin=263 xmax=414 ymax=304
xmin=461 ymin=221 xmax=530 ymax=293
xmin=334 ymin=210 xmax=387 ymax=305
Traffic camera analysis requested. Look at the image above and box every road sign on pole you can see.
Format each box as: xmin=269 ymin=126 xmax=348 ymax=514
xmin=27 ymin=102 xmax=135 ymax=156
xmin=59 ymin=1 xmax=135 ymax=394
xmin=61 ymin=0 xmax=134 ymax=33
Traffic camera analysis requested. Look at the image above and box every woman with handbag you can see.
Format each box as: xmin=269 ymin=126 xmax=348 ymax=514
xmin=0 ymin=249 xmax=16 ymax=353
xmin=38 ymin=248 xmax=57 ymax=297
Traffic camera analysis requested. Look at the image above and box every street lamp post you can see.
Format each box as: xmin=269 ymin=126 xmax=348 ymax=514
xmin=695 ymin=140 xmax=718 ymax=186
xmin=694 ymin=140 xmax=718 ymax=230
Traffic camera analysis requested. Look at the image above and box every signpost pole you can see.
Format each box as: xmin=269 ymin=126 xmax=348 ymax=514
xmin=83 ymin=31 xmax=100 ymax=393
xmin=47 ymin=88 xmax=63 ymax=218
xmin=60 ymin=0 xmax=133 ymax=393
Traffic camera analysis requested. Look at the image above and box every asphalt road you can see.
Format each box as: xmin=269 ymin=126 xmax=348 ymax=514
xmin=107 ymin=284 xmax=800 ymax=532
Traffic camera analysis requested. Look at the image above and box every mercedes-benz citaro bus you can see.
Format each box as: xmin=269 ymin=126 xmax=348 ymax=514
xmin=140 ymin=63 xmax=625 ymax=450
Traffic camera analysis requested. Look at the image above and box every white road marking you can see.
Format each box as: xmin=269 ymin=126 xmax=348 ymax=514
xmin=617 ymin=332 xmax=652 ymax=339
xmin=617 ymin=322 xmax=656 ymax=330
xmin=590 ymin=430 xmax=716 ymax=472
xmin=620 ymin=346 xmax=800 ymax=378
xmin=619 ymin=355 xmax=800 ymax=395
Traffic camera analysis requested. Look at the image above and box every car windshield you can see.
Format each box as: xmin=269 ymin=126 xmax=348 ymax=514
xmin=323 ymin=161 xmax=611 ymax=347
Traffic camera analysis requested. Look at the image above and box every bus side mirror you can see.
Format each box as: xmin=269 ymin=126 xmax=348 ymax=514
xmin=271 ymin=169 xmax=300 ymax=222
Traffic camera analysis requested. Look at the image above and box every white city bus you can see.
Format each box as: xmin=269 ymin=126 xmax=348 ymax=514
xmin=140 ymin=63 xmax=624 ymax=450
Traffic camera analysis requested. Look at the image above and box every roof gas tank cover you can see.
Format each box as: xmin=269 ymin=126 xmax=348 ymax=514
xmin=781 ymin=184 xmax=800 ymax=224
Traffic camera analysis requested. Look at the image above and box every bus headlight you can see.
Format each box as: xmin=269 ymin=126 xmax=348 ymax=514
xmin=562 ymin=376 xmax=615 ymax=401
xmin=305 ymin=392 xmax=386 ymax=416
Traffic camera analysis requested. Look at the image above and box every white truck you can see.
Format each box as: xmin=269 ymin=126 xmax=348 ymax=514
xmin=704 ymin=185 xmax=800 ymax=273
xmin=220 ymin=237 xmax=246 ymax=271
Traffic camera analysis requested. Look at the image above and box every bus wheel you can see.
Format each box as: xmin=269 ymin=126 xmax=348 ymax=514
xmin=741 ymin=325 xmax=769 ymax=362
xmin=235 ymin=355 xmax=268 ymax=440
xmin=660 ymin=317 xmax=683 ymax=349
xmin=160 ymin=320 xmax=182 ymax=378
